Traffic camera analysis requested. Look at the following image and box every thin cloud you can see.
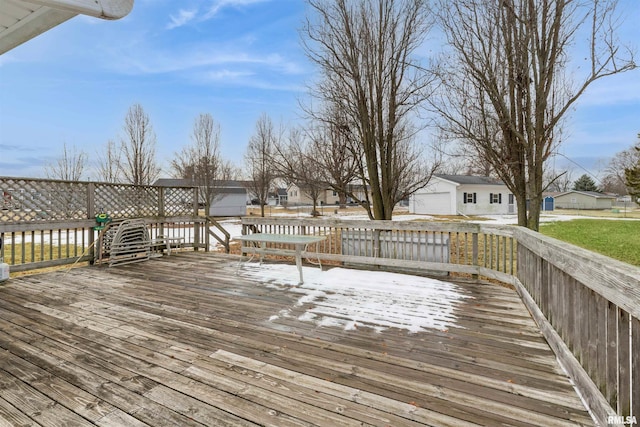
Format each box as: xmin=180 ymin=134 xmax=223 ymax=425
xmin=106 ymin=44 xmax=304 ymax=78
xmin=167 ymin=9 xmax=198 ymax=30
xmin=204 ymin=69 xmax=256 ymax=80
xmin=204 ymin=0 xmax=269 ymax=20
xmin=576 ymin=74 xmax=640 ymax=107
xmin=166 ymin=0 xmax=269 ymax=29
xmin=194 ymin=69 xmax=305 ymax=92
xmin=0 ymin=144 xmax=40 ymax=152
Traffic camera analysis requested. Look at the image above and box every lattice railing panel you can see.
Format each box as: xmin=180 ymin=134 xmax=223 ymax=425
xmin=1 ymin=177 xmax=88 ymax=222
xmin=95 ymin=184 xmax=160 ymax=218
xmin=1 ymin=177 xmax=197 ymax=223
xmin=163 ymin=187 xmax=196 ymax=216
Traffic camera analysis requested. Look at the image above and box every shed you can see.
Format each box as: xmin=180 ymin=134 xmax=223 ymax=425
xmin=208 ymin=187 xmax=247 ymax=216
xmin=542 ymin=196 xmax=555 ymax=211
xmin=553 ymin=191 xmax=616 ymax=210
xmin=154 ymin=179 xmax=247 ymax=217
xmin=409 ymin=175 xmax=516 ymax=216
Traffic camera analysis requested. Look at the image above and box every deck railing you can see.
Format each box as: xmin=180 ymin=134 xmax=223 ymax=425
xmin=515 ymin=227 xmax=640 ymax=427
xmin=241 ymin=217 xmax=518 ymax=282
xmin=241 ymin=216 xmax=639 ymax=427
xmin=0 ymin=177 xmax=207 ymax=271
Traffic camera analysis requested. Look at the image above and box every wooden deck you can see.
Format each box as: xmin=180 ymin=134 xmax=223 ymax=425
xmin=0 ymin=252 xmax=594 ymax=426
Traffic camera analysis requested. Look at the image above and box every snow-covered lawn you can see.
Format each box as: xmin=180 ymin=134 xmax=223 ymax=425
xmin=239 ymin=263 xmax=472 ymax=334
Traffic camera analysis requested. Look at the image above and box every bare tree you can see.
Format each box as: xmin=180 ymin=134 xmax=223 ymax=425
xmin=624 ymin=133 xmax=640 ymax=205
xmin=45 ymin=142 xmax=87 ymax=181
xmin=172 ymin=113 xmax=235 ymax=213
xmin=432 ymin=0 xmax=636 ymax=230
xmin=602 ymin=140 xmax=640 ymax=194
xmin=544 ymin=167 xmax=574 ymax=193
xmin=44 ymin=143 xmax=88 ymax=216
xmin=306 ymin=108 xmax=359 ymax=208
xmin=302 ymin=0 xmax=438 ymax=220
xmin=272 ymin=127 xmax=327 ymax=216
xmin=95 ymin=139 xmax=121 ymax=183
xmin=119 ymin=104 xmax=160 ymax=186
xmin=244 ymin=113 xmax=278 ymax=217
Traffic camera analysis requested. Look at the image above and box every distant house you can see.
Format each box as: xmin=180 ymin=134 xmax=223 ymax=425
xmin=286 ymin=184 xmax=342 ymax=206
xmin=267 ymin=188 xmax=288 ymax=206
xmin=347 ymin=184 xmax=372 ymax=205
xmin=553 ymin=191 xmax=616 ymax=210
xmin=154 ymin=179 xmax=247 ymax=217
xmin=286 ymin=183 xmax=372 ymax=206
xmin=409 ymin=175 xmax=516 ymax=216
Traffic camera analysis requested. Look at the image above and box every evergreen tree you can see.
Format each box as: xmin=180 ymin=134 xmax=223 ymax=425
xmin=572 ymin=174 xmax=600 ymax=192
xmin=624 ymin=135 xmax=640 ymax=205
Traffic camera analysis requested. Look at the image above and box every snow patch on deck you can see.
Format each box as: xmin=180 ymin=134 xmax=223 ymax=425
xmin=240 ymin=264 xmax=473 ymax=333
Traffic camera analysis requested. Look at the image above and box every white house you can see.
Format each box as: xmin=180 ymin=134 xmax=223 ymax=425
xmin=409 ymin=175 xmax=516 ymax=216
xmin=287 ymin=183 xmax=372 ymax=206
xmin=267 ymin=188 xmax=288 ymax=206
xmin=286 ymin=184 xmax=344 ymax=206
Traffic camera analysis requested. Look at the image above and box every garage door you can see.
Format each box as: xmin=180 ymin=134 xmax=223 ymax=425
xmin=413 ymin=192 xmax=452 ymax=215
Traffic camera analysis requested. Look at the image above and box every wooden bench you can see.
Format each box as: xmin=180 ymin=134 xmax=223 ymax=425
xmin=235 ymin=233 xmax=327 ymax=284
xmin=151 ymin=235 xmax=185 ymax=256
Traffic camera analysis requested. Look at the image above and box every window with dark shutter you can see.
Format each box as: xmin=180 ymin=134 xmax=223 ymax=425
xmin=463 ymin=192 xmax=467 ymax=204
xmin=489 ymin=193 xmax=493 ymax=204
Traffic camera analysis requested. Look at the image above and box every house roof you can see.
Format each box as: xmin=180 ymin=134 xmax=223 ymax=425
xmin=554 ymin=190 xmax=617 ymax=199
xmin=435 ymin=174 xmax=506 ymax=186
xmin=154 ymin=178 xmax=250 ymax=188
xmin=0 ymin=0 xmax=134 ymax=55
xmin=213 ymin=187 xmax=247 ymax=195
xmin=154 ymin=178 xmax=196 ymax=187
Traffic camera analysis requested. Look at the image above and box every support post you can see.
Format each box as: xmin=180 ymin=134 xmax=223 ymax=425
xmin=472 ymin=233 xmax=479 ymax=279
xmin=87 ymin=182 xmax=95 ymax=264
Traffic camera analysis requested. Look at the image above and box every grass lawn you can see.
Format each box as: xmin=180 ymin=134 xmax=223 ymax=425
xmin=539 ymin=219 xmax=640 ymax=267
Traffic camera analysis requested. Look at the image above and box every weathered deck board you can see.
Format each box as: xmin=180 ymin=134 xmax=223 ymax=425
xmin=0 ymin=252 xmax=594 ymax=426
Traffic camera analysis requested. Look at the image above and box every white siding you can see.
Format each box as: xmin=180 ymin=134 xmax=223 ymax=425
xmin=410 ymin=179 xmax=457 ymax=215
xmin=411 ymin=192 xmax=452 ymax=215
xmin=410 ymin=177 xmax=515 ymax=216
xmin=209 ymin=193 xmax=247 ymax=216
xmin=457 ymin=185 xmax=512 ymax=215
xmin=554 ymin=192 xmax=614 ymax=210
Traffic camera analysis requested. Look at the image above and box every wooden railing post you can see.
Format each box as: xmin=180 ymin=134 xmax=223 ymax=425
xmin=158 ymin=187 xmax=165 ymax=237
xmin=619 ymin=310 xmax=631 ymax=417
xmin=193 ymin=187 xmax=200 ymax=251
xmin=204 ymin=217 xmax=210 ymax=251
xmin=87 ymin=182 xmax=95 ymax=264
xmin=472 ymin=233 xmax=479 ymax=279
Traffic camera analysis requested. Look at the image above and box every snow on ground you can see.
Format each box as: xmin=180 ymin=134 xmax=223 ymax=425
xmin=470 ymin=214 xmax=576 ymax=225
xmin=472 ymin=213 xmax=640 ymax=225
xmin=239 ymin=263 xmax=472 ymax=334
xmin=214 ymin=219 xmax=244 ymax=239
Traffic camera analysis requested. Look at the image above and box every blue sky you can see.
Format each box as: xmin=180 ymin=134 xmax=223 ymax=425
xmin=0 ymin=0 xmax=638 ymax=181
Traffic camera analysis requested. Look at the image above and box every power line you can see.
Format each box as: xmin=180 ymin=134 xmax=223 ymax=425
xmin=553 ymin=153 xmax=603 ymax=184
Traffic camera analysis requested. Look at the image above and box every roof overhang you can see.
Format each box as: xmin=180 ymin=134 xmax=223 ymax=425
xmin=0 ymin=0 xmax=133 ymax=54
